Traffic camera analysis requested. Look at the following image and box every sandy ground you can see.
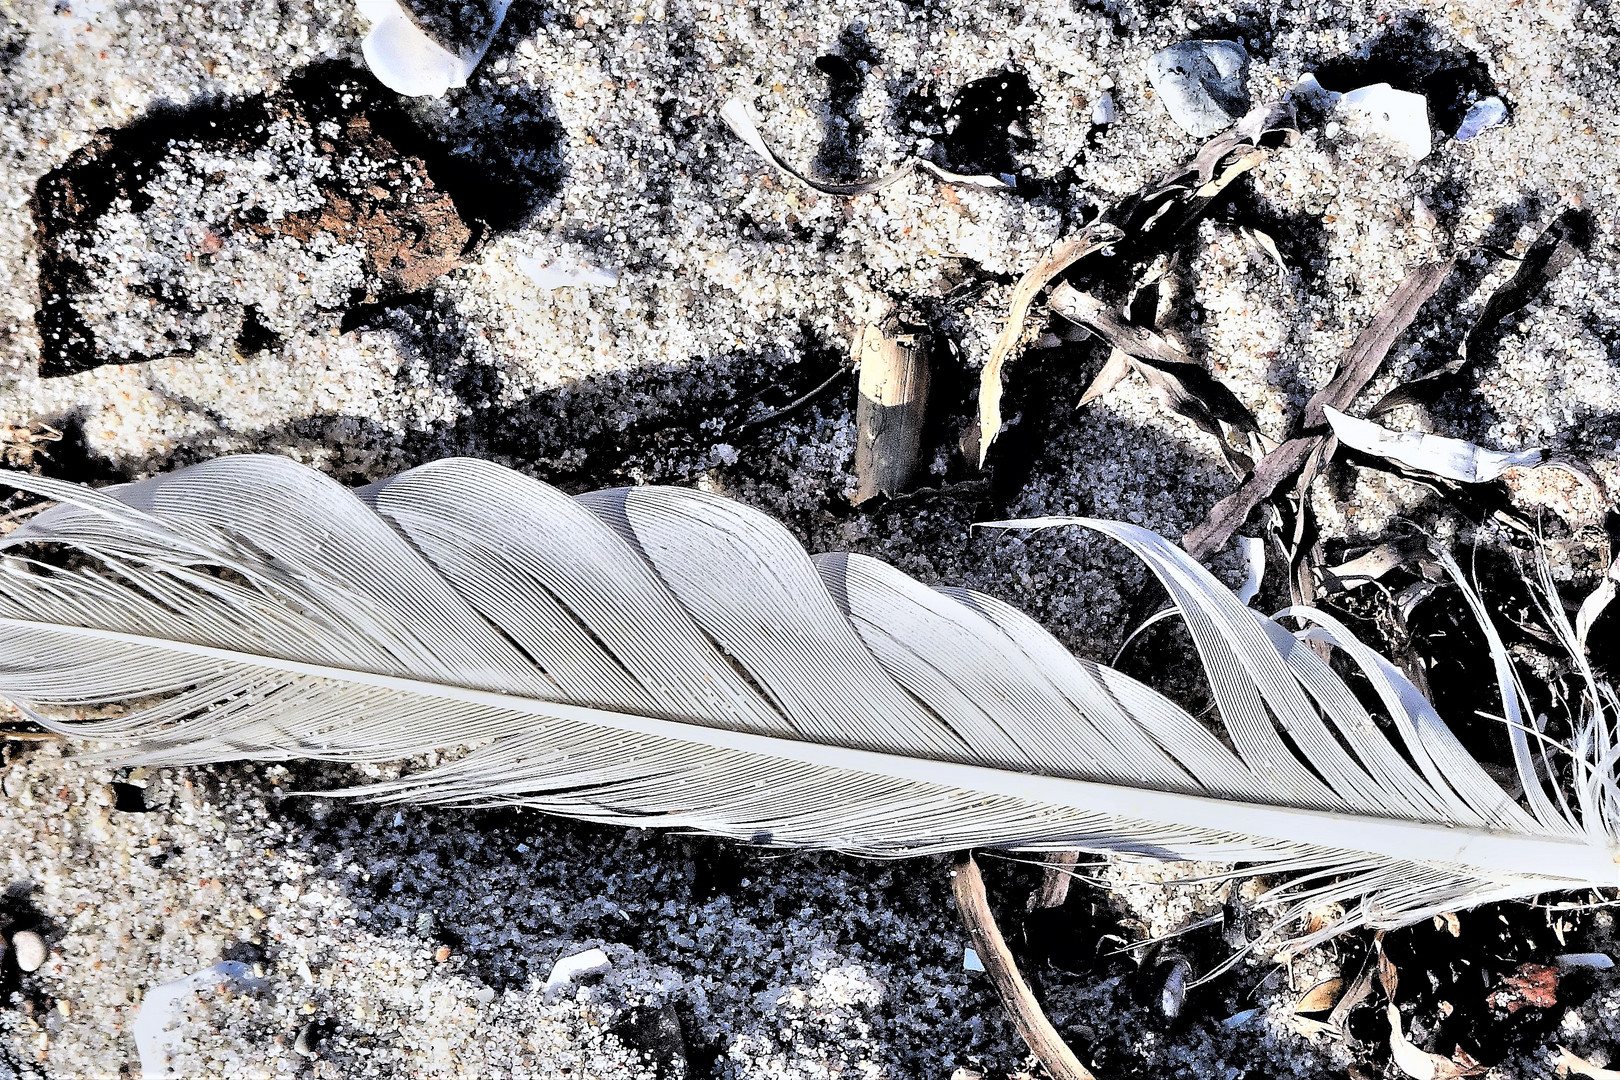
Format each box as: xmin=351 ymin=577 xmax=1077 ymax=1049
xmin=0 ymin=0 xmax=1619 ymax=1074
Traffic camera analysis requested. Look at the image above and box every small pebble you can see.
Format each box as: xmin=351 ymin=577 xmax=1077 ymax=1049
xmin=12 ymin=930 xmax=46 ymax=972
xmin=963 ymin=947 xmax=984 ymax=972
xmin=1146 ymin=40 xmax=1250 ymax=137
xmin=1455 ymin=96 xmax=1508 ymax=141
xmin=1335 ymin=83 xmax=1432 ymax=160
xmin=434 ymin=945 xmax=452 ymax=963
xmin=1091 ymin=92 xmax=1116 ymax=125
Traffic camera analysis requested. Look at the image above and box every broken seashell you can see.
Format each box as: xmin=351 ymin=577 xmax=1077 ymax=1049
xmin=357 ymin=0 xmax=513 ymax=98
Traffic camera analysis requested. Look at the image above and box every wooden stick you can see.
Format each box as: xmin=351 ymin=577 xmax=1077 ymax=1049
xmin=952 ymin=852 xmax=1099 ymax=1080
xmin=853 ymin=323 xmax=930 ymax=504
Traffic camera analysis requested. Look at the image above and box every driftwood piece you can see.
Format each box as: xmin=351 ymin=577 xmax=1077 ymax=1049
xmin=952 ymin=853 xmax=1098 ymax=1080
xmin=853 ymin=323 xmax=931 ymax=504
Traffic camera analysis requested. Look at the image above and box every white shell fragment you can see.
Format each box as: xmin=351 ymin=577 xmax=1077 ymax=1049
xmin=134 ymin=962 xmax=267 ymax=1080
xmin=962 ymin=947 xmax=985 ymax=972
xmin=516 ymin=253 xmax=621 ymax=290
xmin=1335 ymin=84 xmax=1433 ymax=161
xmin=1091 ymin=92 xmax=1116 ymax=125
xmin=357 ymin=0 xmax=512 ymax=98
xmin=1323 ymin=407 xmax=1544 ymax=483
xmin=1455 ymin=96 xmax=1508 ymax=141
xmin=544 ymin=947 xmax=612 ymax=993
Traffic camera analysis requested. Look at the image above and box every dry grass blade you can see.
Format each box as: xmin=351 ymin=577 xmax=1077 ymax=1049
xmin=721 ymin=97 xmax=1009 ymax=197
xmin=1559 ymin=1047 xmax=1620 ymax=1079
xmin=1182 ymin=260 xmax=1454 ymax=562
xmin=1371 ymin=208 xmax=1592 ymax=416
xmin=1576 ymin=557 xmax=1620 ymax=649
xmin=1050 ymin=283 xmax=1259 ymax=462
xmin=952 ymin=853 xmax=1098 ymax=1080
xmin=977 ymin=225 xmax=1122 ymax=464
xmin=974 ymin=102 xmax=1298 ymax=465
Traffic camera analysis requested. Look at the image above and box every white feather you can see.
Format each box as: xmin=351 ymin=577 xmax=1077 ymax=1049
xmin=1 ymin=456 xmax=1614 ymax=945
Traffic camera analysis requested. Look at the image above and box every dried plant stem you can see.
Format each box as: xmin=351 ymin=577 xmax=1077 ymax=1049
xmin=853 ymin=323 xmax=930 ymax=504
xmin=952 ymin=852 xmax=1099 ymax=1080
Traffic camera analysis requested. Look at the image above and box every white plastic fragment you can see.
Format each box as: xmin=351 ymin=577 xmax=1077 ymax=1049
xmin=1455 ymin=96 xmax=1508 ymax=141
xmin=134 ymin=962 xmax=267 ymax=1080
xmin=962 ymin=947 xmax=985 ymax=972
xmin=1323 ymin=406 xmax=1544 ymax=483
xmin=356 ymin=0 xmax=512 ymax=98
xmin=1091 ymin=92 xmax=1116 ymax=125
xmin=1222 ymin=1008 xmax=1259 ymax=1028
xmin=1335 ymin=84 xmax=1433 ymax=161
xmin=516 ymin=253 xmax=621 ymax=290
xmin=544 ymin=947 xmax=612 ymax=993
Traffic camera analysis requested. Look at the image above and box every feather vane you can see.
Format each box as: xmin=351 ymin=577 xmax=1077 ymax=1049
xmin=0 ymin=455 xmax=1614 ymax=942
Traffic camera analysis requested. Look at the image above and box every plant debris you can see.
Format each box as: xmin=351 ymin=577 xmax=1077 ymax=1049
xmin=1181 ymin=259 xmax=1454 ymax=562
xmin=1050 ymin=283 xmax=1259 ymax=471
xmin=1486 ymin=963 xmax=1559 ymax=1015
xmin=1370 ymin=207 xmax=1593 ymax=416
xmin=1559 ymin=1047 xmax=1620 ymax=1079
xmin=951 ymin=853 xmax=1096 ymax=1080
xmin=1323 ymin=407 xmax=1545 ymax=483
xmin=853 ymin=320 xmax=931 ymax=504
xmin=975 ymin=100 xmax=1299 ymax=465
xmin=720 ymin=97 xmax=1009 ymax=196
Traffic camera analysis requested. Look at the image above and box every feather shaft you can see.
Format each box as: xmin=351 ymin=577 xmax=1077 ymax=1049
xmin=4 ymin=616 xmax=1612 ymax=890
